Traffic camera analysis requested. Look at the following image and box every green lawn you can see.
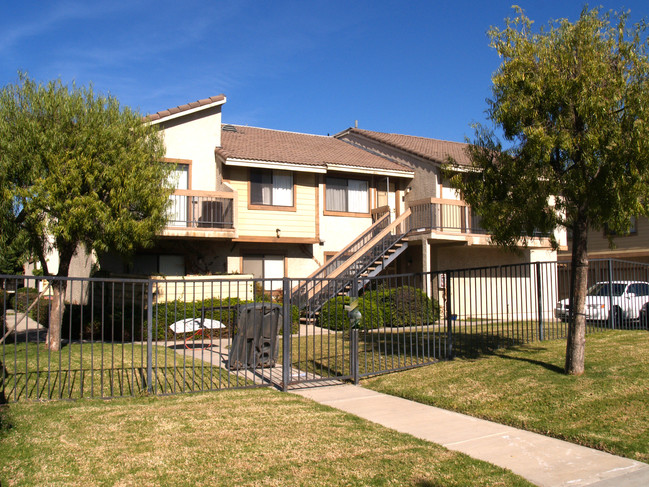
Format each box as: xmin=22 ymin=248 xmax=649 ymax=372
xmin=363 ymin=330 xmax=649 ymax=462
xmin=284 ymin=319 xmax=567 ymax=380
xmin=284 ymin=328 xmax=445 ymax=380
xmin=0 ymin=389 xmax=532 ymax=487
xmin=1 ymin=342 xmax=250 ymax=401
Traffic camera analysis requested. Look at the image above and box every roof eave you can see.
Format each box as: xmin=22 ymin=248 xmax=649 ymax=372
xmin=148 ymin=97 xmax=227 ymax=125
xmin=224 ymin=158 xmax=327 ymax=174
xmin=326 ymin=164 xmax=414 ymax=178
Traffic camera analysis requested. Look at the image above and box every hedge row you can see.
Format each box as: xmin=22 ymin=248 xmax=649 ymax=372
xmin=318 ymin=296 xmax=384 ymax=331
xmin=53 ymin=297 xmax=300 ymax=342
xmin=319 ymin=286 xmax=440 ymax=331
xmin=364 ymin=286 xmax=440 ymax=327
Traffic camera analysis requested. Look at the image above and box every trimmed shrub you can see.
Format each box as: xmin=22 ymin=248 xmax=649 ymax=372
xmin=9 ymin=287 xmax=51 ymax=327
xmin=155 ymin=298 xmax=298 ymax=337
xmin=0 ymin=289 xmax=11 ymax=306
xmin=319 ymin=295 xmax=384 ymax=331
xmin=53 ymin=295 xmax=300 ymax=343
xmin=364 ymin=286 xmax=440 ymax=327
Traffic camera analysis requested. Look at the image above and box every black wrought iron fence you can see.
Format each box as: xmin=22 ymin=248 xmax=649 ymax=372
xmin=0 ymin=275 xmax=278 ymax=402
xmin=2 ymin=259 xmax=646 ymax=403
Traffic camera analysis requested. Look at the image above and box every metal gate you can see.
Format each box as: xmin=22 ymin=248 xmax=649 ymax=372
xmin=282 ymin=272 xmax=448 ymax=389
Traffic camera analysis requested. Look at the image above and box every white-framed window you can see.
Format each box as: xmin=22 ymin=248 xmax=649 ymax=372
xmin=325 ymin=177 xmax=369 ymax=213
xmin=250 ymin=169 xmax=293 ymax=207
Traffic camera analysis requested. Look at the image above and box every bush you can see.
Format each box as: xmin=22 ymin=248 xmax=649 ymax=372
xmin=319 ymin=295 xmax=384 ymax=331
xmin=364 ymin=286 xmax=440 ymax=327
xmin=8 ymin=287 xmax=50 ymax=327
xmin=55 ymin=295 xmax=300 ymax=343
xmin=0 ymin=288 xmax=11 ymax=306
xmin=63 ymin=301 xmax=146 ymax=342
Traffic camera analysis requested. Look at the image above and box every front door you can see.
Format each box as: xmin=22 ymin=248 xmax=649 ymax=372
xmin=377 ymin=180 xmax=397 ymax=220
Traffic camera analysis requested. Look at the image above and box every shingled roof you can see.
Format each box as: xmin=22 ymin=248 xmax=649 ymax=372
xmin=339 ymin=128 xmax=472 ymax=167
xmin=216 ymin=125 xmax=413 ymax=175
xmin=145 ymin=95 xmax=226 ymax=122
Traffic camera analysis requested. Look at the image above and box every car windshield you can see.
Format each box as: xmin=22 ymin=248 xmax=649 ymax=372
xmin=587 ymin=283 xmax=626 ymax=297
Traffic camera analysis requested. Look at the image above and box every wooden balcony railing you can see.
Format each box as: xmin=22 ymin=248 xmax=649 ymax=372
xmin=407 ymin=198 xmax=487 ymax=235
xmin=166 ymin=190 xmax=235 ymax=229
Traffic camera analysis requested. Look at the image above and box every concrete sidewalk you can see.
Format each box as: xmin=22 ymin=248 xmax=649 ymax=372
xmin=291 ymin=384 xmax=649 ymax=487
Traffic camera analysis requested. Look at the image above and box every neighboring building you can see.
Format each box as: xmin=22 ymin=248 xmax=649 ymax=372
xmin=558 ymin=216 xmax=649 ymax=264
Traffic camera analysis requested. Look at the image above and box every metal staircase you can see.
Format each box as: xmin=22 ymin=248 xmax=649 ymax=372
xmin=292 ymin=209 xmax=411 ymax=315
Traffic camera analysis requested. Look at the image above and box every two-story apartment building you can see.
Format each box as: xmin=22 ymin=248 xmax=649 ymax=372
xmin=99 ymin=96 xmax=414 ymax=287
xmin=99 ymin=98 xmax=564 ymax=283
xmin=28 ymin=95 xmax=565 ymax=318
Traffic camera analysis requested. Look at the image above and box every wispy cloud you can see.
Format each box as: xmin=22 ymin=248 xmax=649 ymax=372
xmin=0 ymin=1 xmax=129 ymax=53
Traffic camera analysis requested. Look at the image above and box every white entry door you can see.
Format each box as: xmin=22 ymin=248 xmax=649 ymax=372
xmin=263 ymin=256 xmax=284 ymax=291
xmin=243 ymin=255 xmax=285 ymax=292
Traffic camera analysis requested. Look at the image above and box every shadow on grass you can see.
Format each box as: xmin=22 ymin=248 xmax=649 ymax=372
xmin=414 ymin=481 xmax=446 ymax=487
xmin=494 ymin=353 xmax=564 ymax=374
xmin=359 ymin=328 xmax=514 ymax=362
xmin=2 ymin=364 xmax=248 ymax=402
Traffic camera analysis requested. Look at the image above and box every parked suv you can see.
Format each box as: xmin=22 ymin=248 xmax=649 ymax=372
xmin=555 ymin=281 xmax=649 ymax=324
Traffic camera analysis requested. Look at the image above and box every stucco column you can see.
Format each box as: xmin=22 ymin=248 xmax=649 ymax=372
xmin=422 ymin=239 xmax=433 ymax=298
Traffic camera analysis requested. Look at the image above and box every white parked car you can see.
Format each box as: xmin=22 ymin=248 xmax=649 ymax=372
xmin=555 ymin=281 xmax=649 ymax=324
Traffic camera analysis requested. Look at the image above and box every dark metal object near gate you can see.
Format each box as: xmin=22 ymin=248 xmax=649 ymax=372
xmin=229 ymin=302 xmax=281 ymax=369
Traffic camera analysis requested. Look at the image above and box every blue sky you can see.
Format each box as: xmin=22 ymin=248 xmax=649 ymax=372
xmin=1 ymin=1 xmax=647 ymax=143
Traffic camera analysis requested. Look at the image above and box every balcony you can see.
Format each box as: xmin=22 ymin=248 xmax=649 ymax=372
xmin=406 ymin=198 xmax=551 ymax=246
xmin=161 ymin=190 xmax=237 ymax=239
xmin=408 ymin=198 xmax=485 ymax=235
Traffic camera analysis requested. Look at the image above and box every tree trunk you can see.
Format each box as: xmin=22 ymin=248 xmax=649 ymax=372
xmin=565 ymin=212 xmax=589 ymax=375
xmin=46 ymin=246 xmax=74 ymax=351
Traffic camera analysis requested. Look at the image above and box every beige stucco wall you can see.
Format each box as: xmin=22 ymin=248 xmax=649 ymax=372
xmin=152 ymin=275 xmax=254 ymax=303
xmin=338 ymin=133 xmax=440 ymax=202
xmin=158 ymin=105 xmax=223 ymax=191
xmin=319 ymin=215 xmax=372 ymax=256
xmin=429 ymin=246 xmax=557 ymax=321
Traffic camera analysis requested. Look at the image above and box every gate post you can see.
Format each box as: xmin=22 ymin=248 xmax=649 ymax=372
xmin=282 ymin=278 xmax=291 ymax=392
xmin=536 ymin=262 xmax=544 ymax=341
xmin=445 ymin=270 xmax=454 ymax=359
xmin=608 ymin=260 xmax=615 ymax=329
xmin=146 ymin=279 xmax=154 ymax=395
xmin=350 ymin=328 xmax=359 ymax=385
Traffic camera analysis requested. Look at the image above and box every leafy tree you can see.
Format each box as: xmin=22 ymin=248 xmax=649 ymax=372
xmin=450 ymin=7 xmax=649 ymax=375
xmin=0 ymin=73 xmax=173 ymax=350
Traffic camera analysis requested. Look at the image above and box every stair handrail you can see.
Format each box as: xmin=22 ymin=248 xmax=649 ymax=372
xmin=291 ymin=212 xmax=391 ymax=308
xmin=304 ymin=212 xmax=391 ymax=281
xmin=296 ymin=209 xmax=412 ymax=311
xmin=327 ymin=208 xmax=411 ymax=281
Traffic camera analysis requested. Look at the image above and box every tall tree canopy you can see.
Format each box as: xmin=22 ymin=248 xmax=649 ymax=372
xmin=451 ymin=7 xmax=649 ymax=375
xmin=0 ymin=73 xmax=173 ymax=349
